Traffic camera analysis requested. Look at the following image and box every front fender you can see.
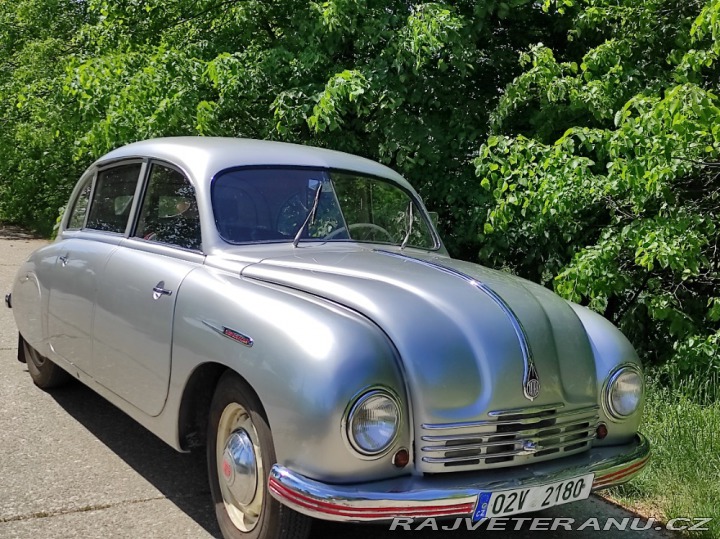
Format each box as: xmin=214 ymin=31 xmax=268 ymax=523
xmin=568 ymin=303 xmax=644 ymax=443
xmin=170 ymin=267 xmax=411 ymax=483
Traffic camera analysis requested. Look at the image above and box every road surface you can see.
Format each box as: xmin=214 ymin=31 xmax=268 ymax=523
xmin=0 ymin=226 xmax=673 ymax=538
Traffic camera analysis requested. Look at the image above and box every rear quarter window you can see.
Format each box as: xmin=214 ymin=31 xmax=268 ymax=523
xmin=66 ymin=177 xmax=93 ymax=230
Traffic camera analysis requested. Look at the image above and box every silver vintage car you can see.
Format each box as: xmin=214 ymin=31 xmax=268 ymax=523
xmin=7 ymin=137 xmax=649 ymax=539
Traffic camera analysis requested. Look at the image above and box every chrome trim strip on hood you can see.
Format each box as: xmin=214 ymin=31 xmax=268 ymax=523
xmin=374 ymin=250 xmax=540 ymax=401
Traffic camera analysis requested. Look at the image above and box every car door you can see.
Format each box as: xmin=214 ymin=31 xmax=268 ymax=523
xmin=91 ymin=162 xmax=204 ymax=416
xmin=46 ymin=163 xmax=144 ymax=371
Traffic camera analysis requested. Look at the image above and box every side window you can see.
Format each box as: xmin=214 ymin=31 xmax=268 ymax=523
xmin=85 ymin=164 xmax=142 ymax=233
xmin=333 ymin=174 xmax=435 ymax=248
xmin=66 ymin=177 xmax=93 ymax=230
xmin=135 ymin=164 xmax=201 ymax=251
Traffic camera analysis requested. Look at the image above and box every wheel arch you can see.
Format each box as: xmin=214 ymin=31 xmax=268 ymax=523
xmin=177 ymin=362 xmax=270 ymax=451
xmin=177 ymin=362 xmax=227 ymax=451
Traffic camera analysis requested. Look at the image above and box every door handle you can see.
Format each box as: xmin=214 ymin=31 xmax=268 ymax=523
xmin=59 ymin=255 xmax=69 ymax=267
xmin=152 ymin=281 xmax=173 ymax=300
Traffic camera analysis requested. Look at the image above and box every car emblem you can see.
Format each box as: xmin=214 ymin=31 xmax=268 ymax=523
xmin=222 ymin=327 xmax=254 ymax=347
xmin=524 ymin=364 xmax=540 ymax=400
xmin=521 ymin=440 xmax=538 ymax=454
xmin=202 ymin=320 xmax=254 ymax=347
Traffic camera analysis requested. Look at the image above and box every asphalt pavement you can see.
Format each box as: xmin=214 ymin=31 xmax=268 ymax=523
xmin=0 ymin=227 xmax=675 ymax=538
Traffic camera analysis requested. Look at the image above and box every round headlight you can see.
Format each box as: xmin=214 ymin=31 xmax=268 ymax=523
xmin=347 ymin=390 xmax=400 ymax=456
xmin=605 ymin=365 xmax=643 ymax=419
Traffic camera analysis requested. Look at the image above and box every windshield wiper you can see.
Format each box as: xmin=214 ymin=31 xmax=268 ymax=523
xmin=400 ymin=201 xmax=414 ymax=250
xmin=292 ymin=183 xmax=323 ymax=248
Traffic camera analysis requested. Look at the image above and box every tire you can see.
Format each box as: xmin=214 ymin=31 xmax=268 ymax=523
xmin=207 ymin=371 xmax=312 ymax=539
xmin=23 ymin=337 xmax=71 ymax=389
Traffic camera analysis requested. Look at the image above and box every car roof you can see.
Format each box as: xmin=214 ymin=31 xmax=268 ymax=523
xmin=96 ymin=137 xmax=411 ymax=189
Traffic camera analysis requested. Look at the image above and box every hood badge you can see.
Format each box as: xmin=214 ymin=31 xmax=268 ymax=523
xmin=203 ymin=320 xmax=254 ymax=347
xmin=520 ymin=440 xmax=538 ymax=454
xmin=524 ymin=363 xmax=540 ymax=400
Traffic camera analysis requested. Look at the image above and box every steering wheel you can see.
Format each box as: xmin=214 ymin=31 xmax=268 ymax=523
xmin=323 ymin=222 xmax=394 ymax=242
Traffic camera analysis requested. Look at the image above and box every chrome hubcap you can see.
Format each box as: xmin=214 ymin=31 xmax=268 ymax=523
xmin=222 ymin=430 xmax=257 ymax=505
xmin=216 ymin=403 xmax=264 ymax=532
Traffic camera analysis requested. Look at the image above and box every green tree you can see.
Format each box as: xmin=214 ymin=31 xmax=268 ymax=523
xmin=0 ymin=0 xmax=88 ymax=231
xmin=475 ymin=0 xmax=720 ymax=376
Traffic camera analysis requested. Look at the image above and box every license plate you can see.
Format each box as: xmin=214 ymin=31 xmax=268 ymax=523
xmin=472 ymin=473 xmax=594 ymax=521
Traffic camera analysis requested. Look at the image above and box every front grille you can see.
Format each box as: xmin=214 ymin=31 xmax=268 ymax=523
xmin=420 ymin=404 xmax=598 ymax=473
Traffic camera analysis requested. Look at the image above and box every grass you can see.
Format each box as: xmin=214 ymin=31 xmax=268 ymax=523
xmin=605 ymin=373 xmax=720 ymax=538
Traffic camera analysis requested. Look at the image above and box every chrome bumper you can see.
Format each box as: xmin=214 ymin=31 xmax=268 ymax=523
xmin=269 ymin=433 xmax=649 ymax=522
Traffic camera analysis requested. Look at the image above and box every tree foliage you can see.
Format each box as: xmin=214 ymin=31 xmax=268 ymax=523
xmin=0 ymin=0 xmax=87 ymax=230
xmin=476 ymin=0 xmax=720 ymax=375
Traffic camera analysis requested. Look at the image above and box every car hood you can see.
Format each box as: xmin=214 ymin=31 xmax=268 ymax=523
xmin=241 ymin=248 xmax=597 ymax=427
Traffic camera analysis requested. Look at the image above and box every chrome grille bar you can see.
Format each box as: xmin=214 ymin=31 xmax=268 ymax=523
xmin=421 ymin=427 xmax=597 ymax=453
xmin=487 ymin=403 xmax=560 ymax=416
xmin=421 ymin=416 xmax=598 ymax=442
xmin=422 ymin=405 xmax=598 ymax=430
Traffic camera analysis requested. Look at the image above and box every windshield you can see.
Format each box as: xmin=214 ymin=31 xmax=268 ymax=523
xmin=212 ymin=167 xmax=437 ymax=249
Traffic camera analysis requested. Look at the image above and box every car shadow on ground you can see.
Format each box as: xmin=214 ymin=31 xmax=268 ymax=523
xmin=45 ymin=379 xmax=223 ymax=538
xmin=44 ymin=379 xmax=389 ymax=539
xmin=42 ymin=379 xmax=410 ymax=538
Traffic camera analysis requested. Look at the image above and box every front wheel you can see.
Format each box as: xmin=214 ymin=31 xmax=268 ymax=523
xmin=207 ymin=371 xmax=311 ymax=539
